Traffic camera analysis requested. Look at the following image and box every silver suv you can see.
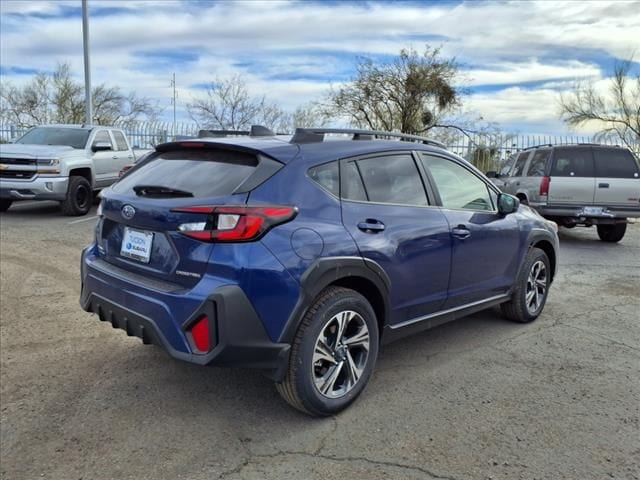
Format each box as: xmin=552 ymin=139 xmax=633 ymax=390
xmin=487 ymin=144 xmax=640 ymax=242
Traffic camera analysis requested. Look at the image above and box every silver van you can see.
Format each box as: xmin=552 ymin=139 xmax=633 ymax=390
xmin=487 ymin=144 xmax=640 ymax=242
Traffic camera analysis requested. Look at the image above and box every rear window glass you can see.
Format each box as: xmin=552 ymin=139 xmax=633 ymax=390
xmin=526 ymin=150 xmax=550 ymax=177
xmin=112 ymin=131 xmax=129 ymax=151
xmin=112 ymin=150 xmax=257 ymax=197
xmin=357 ymin=154 xmax=428 ymax=206
xmin=593 ymin=148 xmax=639 ymax=178
xmin=341 ymin=161 xmax=367 ymax=201
xmin=308 ymin=161 xmax=339 ymax=196
xmin=551 ymin=148 xmax=594 ymax=177
xmin=512 ymin=152 xmax=530 ymax=176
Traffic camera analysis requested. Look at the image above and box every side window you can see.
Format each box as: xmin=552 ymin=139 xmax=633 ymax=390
xmin=421 ymin=154 xmax=495 ymax=211
xmin=512 ymin=152 xmax=530 ymax=177
xmin=550 ymin=148 xmax=594 ymax=177
xmin=111 ymin=131 xmax=129 ymax=151
xmin=593 ymin=148 xmax=640 ymax=178
xmin=341 ymin=161 xmax=367 ymax=201
xmin=526 ymin=150 xmax=550 ymax=177
xmin=356 ymin=154 xmax=428 ymax=206
xmin=308 ymin=161 xmax=339 ymax=197
xmin=499 ymin=155 xmax=516 ymax=176
xmin=93 ymin=130 xmax=113 ymax=149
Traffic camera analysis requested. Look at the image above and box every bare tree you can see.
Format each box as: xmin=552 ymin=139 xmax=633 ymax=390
xmin=291 ymin=103 xmax=330 ymax=129
xmin=560 ymin=58 xmax=639 ymax=149
xmin=0 ymin=62 xmax=160 ymax=127
xmin=324 ymin=46 xmax=460 ymax=135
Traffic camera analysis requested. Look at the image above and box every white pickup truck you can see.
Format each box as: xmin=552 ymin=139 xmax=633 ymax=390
xmin=0 ymin=125 xmax=146 ymax=215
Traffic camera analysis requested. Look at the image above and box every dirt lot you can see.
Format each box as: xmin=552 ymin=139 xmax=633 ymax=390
xmin=1 ymin=201 xmax=639 ymax=480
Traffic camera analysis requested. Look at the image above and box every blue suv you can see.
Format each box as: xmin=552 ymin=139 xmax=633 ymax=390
xmin=80 ymin=127 xmax=558 ymax=416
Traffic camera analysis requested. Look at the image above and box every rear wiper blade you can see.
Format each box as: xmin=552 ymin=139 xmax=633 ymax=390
xmin=133 ymin=185 xmax=194 ymax=197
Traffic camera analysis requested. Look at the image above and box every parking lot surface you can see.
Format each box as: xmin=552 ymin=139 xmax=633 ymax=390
xmin=1 ymin=201 xmax=639 ymax=480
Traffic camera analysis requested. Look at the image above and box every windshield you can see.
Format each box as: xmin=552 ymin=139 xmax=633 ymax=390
xmin=16 ymin=127 xmax=90 ymax=149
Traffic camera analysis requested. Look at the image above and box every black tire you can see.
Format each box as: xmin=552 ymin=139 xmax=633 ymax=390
xmin=501 ymin=247 xmax=550 ymax=323
xmin=0 ymin=199 xmax=12 ymax=212
xmin=597 ymin=223 xmax=626 ymax=243
xmin=61 ymin=176 xmax=92 ymax=216
xmin=276 ymin=286 xmax=379 ymax=416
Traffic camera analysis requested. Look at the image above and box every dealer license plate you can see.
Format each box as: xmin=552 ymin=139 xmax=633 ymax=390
xmin=120 ymin=227 xmax=153 ymax=263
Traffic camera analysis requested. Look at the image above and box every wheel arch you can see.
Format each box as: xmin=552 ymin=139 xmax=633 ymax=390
xmin=68 ymin=167 xmax=94 ymax=187
xmin=528 ymin=233 xmax=557 ymax=283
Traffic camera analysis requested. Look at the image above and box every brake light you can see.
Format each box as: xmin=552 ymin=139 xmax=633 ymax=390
xmin=189 ymin=315 xmax=210 ymax=352
xmin=173 ymin=205 xmax=297 ymax=242
xmin=540 ymin=176 xmax=550 ymax=196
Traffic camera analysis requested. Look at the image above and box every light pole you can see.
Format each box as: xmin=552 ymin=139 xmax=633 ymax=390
xmin=82 ymin=0 xmax=92 ymax=125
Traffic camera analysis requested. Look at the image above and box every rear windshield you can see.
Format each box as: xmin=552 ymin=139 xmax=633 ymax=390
xmin=112 ymin=149 xmax=257 ymax=197
xmin=550 ymin=148 xmax=594 ymax=177
xmin=16 ymin=127 xmax=89 ymax=149
xmin=593 ymin=148 xmax=639 ymax=178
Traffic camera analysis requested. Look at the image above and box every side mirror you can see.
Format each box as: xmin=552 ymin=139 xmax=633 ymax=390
xmin=92 ymin=141 xmax=111 ymax=152
xmin=497 ymin=193 xmax=519 ymax=215
xmin=485 ymin=170 xmax=498 ymax=178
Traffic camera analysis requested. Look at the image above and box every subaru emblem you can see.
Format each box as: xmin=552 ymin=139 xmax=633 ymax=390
xmin=121 ymin=204 xmax=136 ymax=220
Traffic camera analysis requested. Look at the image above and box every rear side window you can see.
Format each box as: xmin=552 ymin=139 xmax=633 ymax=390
xmin=112 ymin=149 xmax=257 ymax=197
xmin=593 ymin=148 xmax=640 ymax=178
xmin=551 ymin=148 xmax=594 ymax=177
xmin=112 ymin=131 xmax=129 ymax=151
xmin=526 ymin=150 xmax=550 ymax=177
xmin=355 ymin=154 xmax=428 ymax=206
xmin=512 ymin=152 xmax=530 ymax=176
xmin=341 ymin=161 xmax=367 ymax=201
xmin=499 ymin=155 xmax=516 ymax=176
xmin=308 ymin=162 xmax=339 ymax=196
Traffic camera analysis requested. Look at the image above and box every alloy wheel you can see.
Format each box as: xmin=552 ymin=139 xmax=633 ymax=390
xmin=525 ymin=260 xmax=547 ymax=315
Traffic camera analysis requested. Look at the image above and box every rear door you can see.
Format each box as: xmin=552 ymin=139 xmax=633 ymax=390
xmin=100 ymin=147 xmax=264 ymax=289
xmin=91 ymin=129 xmax=118 ymax=187
xmin=548 ymin=147 xmax=596 ymax=205
xmin=110 ymin=130 xmax=134 ymax=177
xmin=592 ymin=147 xmax=640 ymax=206
xmin=502 ymin=151 xmax=531 ymax=195
xmin=520 ymin=149 xmax=551 ymax=204
xmin=340 ymin=152 xmax=452 ymax=322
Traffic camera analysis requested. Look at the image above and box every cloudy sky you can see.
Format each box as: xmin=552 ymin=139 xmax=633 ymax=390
xmin=1 ymin=0 xmax=639 ymax=135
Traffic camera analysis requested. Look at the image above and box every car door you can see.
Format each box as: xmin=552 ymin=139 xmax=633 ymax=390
xmin=91 ymin=129 xmax=118 ymax=187
xmin=502 ymin=151 xmax=532 ymax=196
xmin=340 ymin=152 xmax=452 ymax=323
xmin=592 ymin=147 xmax=640 ymax=207
xmin=110 ymin=130 xmax=134 ymax=176
xmin=419 ymin=153 xmax=521 ymax=308
xmin=547 ymin=147 xmax=596 ymax=205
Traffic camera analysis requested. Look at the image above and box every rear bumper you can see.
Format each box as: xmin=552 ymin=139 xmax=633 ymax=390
xmin=532 ymin=204 xmax=640 ymax=221
xmin=0 ymin=176 xmax=68 ymax=201
xmin=80 ymin=245 xmax=291 ymax=379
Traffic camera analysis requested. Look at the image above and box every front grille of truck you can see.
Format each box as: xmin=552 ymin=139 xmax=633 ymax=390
xmin=0 ymin=170 xmax=36 ymax=180
xmin=0 ymin=158 xmax=37 ymax=165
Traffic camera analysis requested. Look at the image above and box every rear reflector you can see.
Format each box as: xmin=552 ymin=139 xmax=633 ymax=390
xmin=540 ymin=176 xmax=550 ymax=196
xmin=173 ymin=205 xmax=297 ymax=242
xmin=189 ymin=315 xmax=210 ymax=352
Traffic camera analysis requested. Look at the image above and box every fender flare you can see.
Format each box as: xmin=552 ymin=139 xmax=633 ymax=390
xmin=277 ymin=256 xmax=390 ymax=343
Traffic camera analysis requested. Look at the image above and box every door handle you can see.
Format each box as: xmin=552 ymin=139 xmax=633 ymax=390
xmin=112 ymin=155 xmax=118 ymax=160
xmin=598 ymin=183 xmax=609 ymax=188
xmin=357 ymin=220 xmax=385 ymax=233
xmin=451 ymin=225 xmax=471 ymax=240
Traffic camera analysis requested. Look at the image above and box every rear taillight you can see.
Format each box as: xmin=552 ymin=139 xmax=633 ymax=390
xmin=172 ymin=205 xmax=297 ymax=242
xmin=539 ymin=176 xmax=550 ymax=196
xmin=188 ymin=315 xmax=211 ymax=353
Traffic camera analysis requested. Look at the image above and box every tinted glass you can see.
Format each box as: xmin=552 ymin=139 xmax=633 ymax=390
xmin=422 ymin=155 xmax=494 ymax=211
xmin=341 ymin=161 xmax=367 ymax=201
xmin=16 ymin=127 xmax=89 ymax=149
xmin=112 ymin=131 xmax=128 ymax=151
xmin=499 ymin=155 xmax=516 ymax=176
xmin=551 ymin=148 xmax=594 ymax=177
xmin=593 ymin=148 xmax=640 ymax=178
xmin=526 ymin=150 xmax=550 ymax=177
xmin=93 ymin=130 xmax=112 ymax=148
xmin=309 ymin=161 xmax=339 ymax=196
xmin=357 ymin=155 xmax=428 ymax=206
xmin=112 ymin=150 xmax=257 ymax=198
xmin=512 ymin=152 xmax=530 ymax=176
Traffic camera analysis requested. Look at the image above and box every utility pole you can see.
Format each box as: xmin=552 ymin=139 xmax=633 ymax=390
xmin=82 ymin=0 xmax=92 ymax=125
xmin=171 ymin=73 xmax=177 ymax=139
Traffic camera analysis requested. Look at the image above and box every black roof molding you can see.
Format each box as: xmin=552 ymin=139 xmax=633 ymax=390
xmin=290 ymin=128 xmax=446 ymax=148
xmin=197 ymin=125 xmax=275 ymax=138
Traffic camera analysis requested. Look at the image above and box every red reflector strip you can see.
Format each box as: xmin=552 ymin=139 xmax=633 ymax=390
xmin=178 ymin=142 xmax=206 ymax=148
xmin=190 ymin=315 xmax=210 ymax=352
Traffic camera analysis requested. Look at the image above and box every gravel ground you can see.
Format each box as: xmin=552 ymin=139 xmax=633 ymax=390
xmin=1 ymin=201 xmax=639 ymax=480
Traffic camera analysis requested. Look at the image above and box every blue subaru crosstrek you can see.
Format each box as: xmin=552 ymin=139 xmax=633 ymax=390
xmin=80 ymin=126 xmax=559 ymax=416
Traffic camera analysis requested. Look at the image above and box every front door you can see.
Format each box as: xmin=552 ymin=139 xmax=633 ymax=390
xmin=419 ymin=153 xmax=521 ymax=308
xmin=340 ymin=153 xmax=452 ymax=324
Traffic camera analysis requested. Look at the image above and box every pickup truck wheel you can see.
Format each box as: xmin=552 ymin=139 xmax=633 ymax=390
xmin=276 ymin=287 xmax=379 ymax=416
xmin=501 ymin=247 xmax=550 ymax=323
xmin=597 ymin=223 xmax=626 ymax=243
xmin=0 ymin=199 xmax=12 ymax=212
xmin=61 ymin=176 xmax=92 ymax=216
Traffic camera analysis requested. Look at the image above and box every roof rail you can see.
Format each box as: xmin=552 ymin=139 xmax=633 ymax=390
xmin=197 ymin=125 xmax=275 ymax=138
xmin=289 ymin=128 xmax=446 ymax=148
xmin=524 ymin=142 xmax=623 ymax=151
xmin=523 ymin=144 xmax=553 ymax=150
